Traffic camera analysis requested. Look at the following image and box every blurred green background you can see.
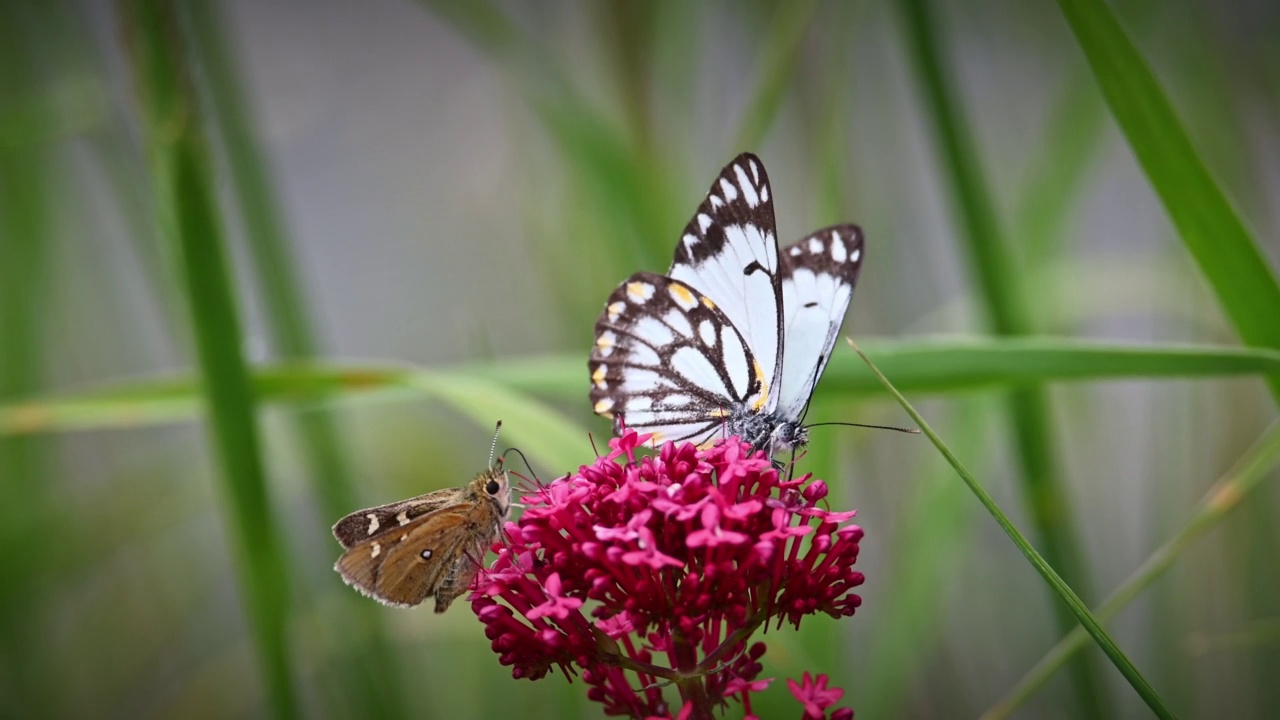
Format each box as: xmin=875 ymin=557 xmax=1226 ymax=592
xmin=2 ymin=0 xmax=1279 ymax=718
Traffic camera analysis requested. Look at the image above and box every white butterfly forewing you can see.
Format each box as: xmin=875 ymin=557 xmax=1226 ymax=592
xmin=667 ymin=155 xmax=782 ymax=413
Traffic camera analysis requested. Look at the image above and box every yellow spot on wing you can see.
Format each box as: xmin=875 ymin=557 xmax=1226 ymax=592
xmin=669 ymin=283 xmax=695 ymax=308
xmin=702 ymin=297 xmax=717 ymax=310
xmin=627 ymin=282 xmax=654 ymax=301
xmin=594 ymin=398 xmax=614 ymax=417
xmin=592 ymin=365 xmax=607 ymax=388
xmin=751 ymin=360 xmax=769 ymax=411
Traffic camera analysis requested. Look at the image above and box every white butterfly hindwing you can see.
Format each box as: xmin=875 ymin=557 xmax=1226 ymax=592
xmin=777 ymin=224 xmax=864 ymax=421
xmin=589 ymin=153 xmax=865 ymax=454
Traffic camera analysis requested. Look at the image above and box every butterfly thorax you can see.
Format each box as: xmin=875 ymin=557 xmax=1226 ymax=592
xmin=728 ymin=409 xmax=808 ymax=454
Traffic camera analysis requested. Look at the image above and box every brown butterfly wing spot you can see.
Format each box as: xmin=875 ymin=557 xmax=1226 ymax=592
xmin=376 ymin=510 xmax=472 ymax=609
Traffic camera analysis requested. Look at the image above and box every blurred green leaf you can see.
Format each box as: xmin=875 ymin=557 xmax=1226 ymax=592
xmin=4 ymin=339 xmax=1278 ymax=436
xmin=1058 ymin=0 xmax=1280 ymax=401
xmin=405 ymin=371 xmax=593 ymax=472
xmin=732 ymin=0 xmax=822 ymax=151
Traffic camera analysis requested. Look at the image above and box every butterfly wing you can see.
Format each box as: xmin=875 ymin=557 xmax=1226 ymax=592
xmin=590 ymin=271 xmax=765 ymax=446
xmin=332 ymin=487 xmax=462 ymax=549
xmin=667 ymin=153 xmax=784 ymax=411
xmin=775 ymin=225 xmax=865 ymax=422
xmin=334 ymin=507 xmax=472 ymax=608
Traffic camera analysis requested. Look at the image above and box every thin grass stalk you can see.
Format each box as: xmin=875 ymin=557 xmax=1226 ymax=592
xmin=1056 ymin=0 xmax=1280 ymax=402
xmin=731 ymin=0 xmax=823 ymax=153
xmin=849 ymin=339 xmax=1176 ymax=719
xmin=421 ymin=0 xmax=667 ymax=281
xmin=0 ymin=27 xmax=56 ymax=712
xmin=118 ymin=1 xmax=297 ymax=715
xmin=983 ymin=420 xmax=1280 ymax=718
xmin=179 ymin=2 xmax=406 ymax=715
xmin=894 ymin=0 xmax=1108 ymax=711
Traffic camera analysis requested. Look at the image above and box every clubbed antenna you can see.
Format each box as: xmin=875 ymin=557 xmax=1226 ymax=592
xmin=488 ymin=420 xmax=503 ymax=468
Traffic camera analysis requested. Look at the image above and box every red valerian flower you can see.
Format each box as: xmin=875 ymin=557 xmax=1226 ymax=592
xmin=471 ymin=431 xmax=862 ymax=719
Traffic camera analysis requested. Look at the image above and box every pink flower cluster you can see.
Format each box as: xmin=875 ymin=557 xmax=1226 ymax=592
xmin=471 ymin=431 xmax=862 ymax=719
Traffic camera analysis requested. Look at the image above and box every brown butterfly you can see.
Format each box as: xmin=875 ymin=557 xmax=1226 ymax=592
xmin=332 ymin=422 xmax=511 ymax=611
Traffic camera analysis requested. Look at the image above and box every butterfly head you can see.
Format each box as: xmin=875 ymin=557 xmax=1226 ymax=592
xmin=768 ymin=420 xmax=808 ymax=454
xmin=471 ymin=466 xmax=512 ymax=521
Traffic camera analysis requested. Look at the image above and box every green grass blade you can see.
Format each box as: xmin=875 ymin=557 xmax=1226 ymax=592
xmin=983 ymin=420 xmax=1280 ymax=719
xmin=731 ymin=0 xmax=822 ymax=152
xmin=470 ymin=339 xmax=1280 ymax=398
xmin=848 ymin=338 xmax=1176 ymax=719
xmin=1057 ymin=0 xmax=1280 ymax=401
xmin=4 ymin=339 xmax=1280 ymax=436
xmin=404 ymin=371 xmax=592 ymax=472
xmin=0 ymin=17 xmax=58 ymax=712
xmin=897 ymin=0 xmax=1106 ymax=708
xmin=120 ymin=2 xmax=298 ymax=716
xmin=180 ymin=2 xmax=407 ymax=715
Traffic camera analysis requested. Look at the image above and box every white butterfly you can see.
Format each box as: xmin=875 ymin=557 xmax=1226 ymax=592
xmin=588 ymin=153 xmax=864 ymax=455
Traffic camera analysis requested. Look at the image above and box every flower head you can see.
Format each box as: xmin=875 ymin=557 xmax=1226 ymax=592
xmin=472 ymin=431 xmax=864 ymax=717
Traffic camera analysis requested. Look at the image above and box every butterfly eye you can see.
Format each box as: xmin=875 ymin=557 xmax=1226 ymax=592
xmin=486 ymin=479 xmax=501 ymax=495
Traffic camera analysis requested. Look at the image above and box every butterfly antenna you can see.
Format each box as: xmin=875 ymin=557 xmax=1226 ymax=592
xmin=487 ymin=420 xmax=504 ymax=468
xmin=501 ymin=447 xmax=540 ymax=485
xmin=807 ymin=421 xmax=920 ymax=435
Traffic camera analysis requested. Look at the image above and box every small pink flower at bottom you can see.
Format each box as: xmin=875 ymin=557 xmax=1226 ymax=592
xmin=787 ymin=672 xmax=852 ymax=719
xmin=472 ymin=432 xmax=865 ymax=719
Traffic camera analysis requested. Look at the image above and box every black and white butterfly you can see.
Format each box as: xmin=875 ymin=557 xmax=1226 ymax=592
xmin=588 ymin=153 xmax=864 ymax=455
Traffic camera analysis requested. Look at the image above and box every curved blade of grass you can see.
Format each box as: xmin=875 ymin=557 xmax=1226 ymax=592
xmin=467 ymin=339 xmax=1280 ymax=397
xmin=848 ymin=337 xmax=1176 ymax=719
xmin=180 ymin=1 xmax=407 ymax=715
xmin=404 ymin=371 xmax=592 ymax=473
xmin=983 ymin=420 xmax=1280 ymax=718
xmin=4 ymin=339 xmax=1280 ymax=436
xmin=897 ymin=0 xmax=1106 ymax=706
xmin=120 ymin=2 xmax=297 ymax=716
xmin=1056 ymin=0 xmax=1280 ymax=402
